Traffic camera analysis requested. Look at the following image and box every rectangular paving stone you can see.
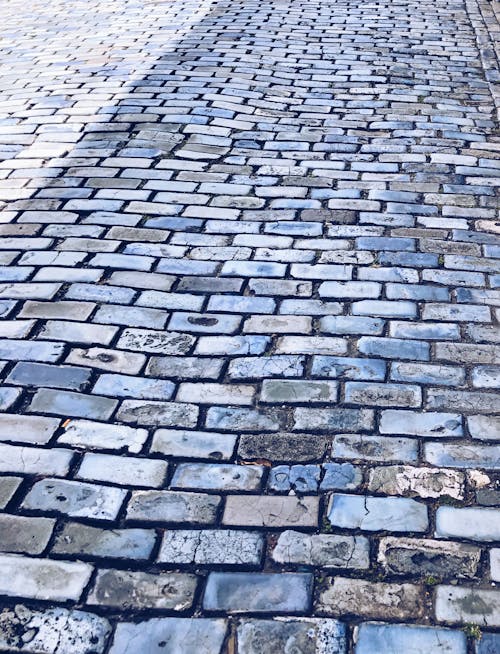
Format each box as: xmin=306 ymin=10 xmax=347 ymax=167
xmin=345 ymin=382 xmax=422 ymax=407
xmin=328 ymin=494 xmax=428 ymax=532
xmin=0 ymin=554 xmax=92 ymax=602
xmin=475 ymin=633 xmax=500 ymax=654
xmin=378 ymin=537 xmax=481 ymax=579
xmin=354 ymin=623 xmax=467 ymax=654
xmin=261 ymin=380 xmax=338 ymax=403
xmin=109 ymin=618 xmax=227 ymax=654
xmin=358 ymin=337 xmax=429 ymax=360
xmin=176 ymin=382 xmax=255 ymax=405
xmin=195 ymin=335 xmax=270 ymax=356
xmin=116 ymin=328 xmax=195 ymax=355
xmin=92 ymin=373 xmax=175 ymax=400
xmin=146 ymin=355 xmax=224 ymax=380
xmin=22 ymin=479 xmax=126 ymax=521
xmin=223 ymin=495 xmax=319 ymax=528
xmin=170 ymin=463 xmax=263 ymax=491
xmin=311 ymin=356 xmax=386 ymax=381
xmin=317 ymin=577 xmax=424 ymax=620
xmin=76 ymin=452 xmax=168 ymax=488
xmin=169 ymin=312 xmax=241 ymax=334
xmin=116 ymin=400 xmax=198 ymax=427
xmin=159 ymin=529 xmax=264 ymax=566
xmin=28 ymin=389 xmax=117 ymax=420
xmin=38 ymin=320 xmax=117 ymax=345
xmin=127 ymin=490 xmax=221 ymax=525
xmin=203 ymin=572 xmax=313 ymax=614
xmin=151 ymin=429 xmax=237 ymax=460
xmin=368 ymin=466 xmax=464 ymax=500
xmin=239 ymin=432 xmax=328 ymax=463
xmin=19 ymin=300 xmax=95 ymax=320
xmin=66 ymin=346 xmax=146 ymax=373
xmin=206 ymin=406 xmax=283 ymax=432
xmin=52 ymin=523 xmax=156 ymax=560
xmin=293 ymin=408 xmax=373 ymax=432
xmin=272 ymin=530 xmax=369 ymax=569
xmin=424 ymin=442 xmax=500 ymax=469
xmin=274 ymin=336 xmax=347 ymax=355
xmin=436 ymin=586 xmax=500 ymax=627
xmin=0 ymin=476 xmax=22 ymax=509
xmin=0 ymin=414 xmax=60 ymax=445
xmin=0 ymin=444 xmax=73 ymax=476
xmin=58 ymin=419 xmax=148 ymax=453
xmin=467 ymin=415 xmax=500 ymax=440
xmin=0 ymin=339 xmax=65 ymax=363
xmin=88 ymin=569 xmax=197 ymax=610
xmin=0 ymin=514 xmax=55 ymax=555
xmin=7 ymin=362 xmax=91 ymax=391
xmin=236 ymin=619 xmax=347 ymax=654
xmin=228 ymin=355 xmax=305 ymax=379
xmin=379 ymin=410 xmax=462 ymax=437
xmin=320 ymin=316 xmax=384 ymax=335
xmin=435 ymin=506 xmax=500 ymax=541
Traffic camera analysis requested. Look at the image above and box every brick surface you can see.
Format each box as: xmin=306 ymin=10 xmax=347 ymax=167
xmin=0 ymin=0 xmax=498 ymax=645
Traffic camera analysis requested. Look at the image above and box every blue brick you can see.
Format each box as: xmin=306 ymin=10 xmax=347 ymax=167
xmin=355 ymin=623 xmax=466 ymax=654
xmin=311 ymin=356 xmax=386 ymax=381
xmin=358 ymin=337 xmax=429 ymax=361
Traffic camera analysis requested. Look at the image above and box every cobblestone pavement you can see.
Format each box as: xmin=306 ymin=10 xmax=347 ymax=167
xmin=0 ymin=0 xmax=499 ymax=651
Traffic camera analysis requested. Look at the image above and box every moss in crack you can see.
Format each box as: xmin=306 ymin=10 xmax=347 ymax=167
xmin=463 ymin=623 xmax=482 ymax=640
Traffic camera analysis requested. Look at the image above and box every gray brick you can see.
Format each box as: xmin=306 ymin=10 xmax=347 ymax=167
xmin=293 ymin=408 xmax=373 ymax=432
xmin=236 ymin=619 xmax=346 ymax=654
xmin=311 ymin=356 xmax=386 ymax=381
xmin=272 ymin=530 xmax=369 ymax=569
xmin=0 ymin=514 xmax=55 ymax=555
xmin=0 ymin=414 xmax=60 ymax=445
xmin=223 ymin=495 xmax=319 ymax=527
xmin=52 ymin=523 xmax=156 ymax=560
xmin=127 ymin=490 xmax=221 ymax=524
xmin=88 ymin=569 xmax=197 ymax=610
xmin=317 ymin=577 xmax=424 ymax=620
xmin=58 ymin=419 xmax=148 ymax=453
xmin=0 ymin=476 xmax=22 ymax=509
xmin=0 ymin=554 xmax=93 ymax=602
xmin=116 ymin=400 xmax=198 ymax=427
xmin=151 ymin=429 xmax=236 ymax=460
xmin=378 ymin=537 xmax=481 ymax=579
xmin=436 ymin=586 xmax=500 ymax=627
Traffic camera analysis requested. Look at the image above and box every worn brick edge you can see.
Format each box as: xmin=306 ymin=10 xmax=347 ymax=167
xmin=465 ymin=0 xmax=500 ymax=117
